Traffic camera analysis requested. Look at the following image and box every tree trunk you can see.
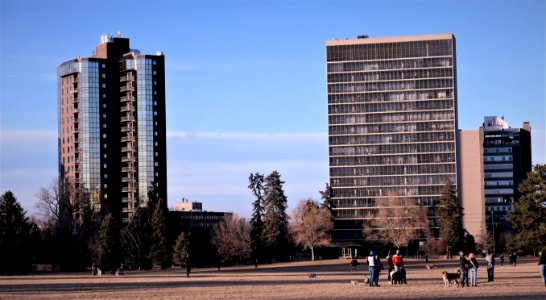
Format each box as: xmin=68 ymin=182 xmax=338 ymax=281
xmin=311 ymin=247 xmax=315 ymax=261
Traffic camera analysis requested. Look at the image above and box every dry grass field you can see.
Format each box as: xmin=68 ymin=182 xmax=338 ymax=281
xmin=1 ymin=257 xmax=544 ymax=299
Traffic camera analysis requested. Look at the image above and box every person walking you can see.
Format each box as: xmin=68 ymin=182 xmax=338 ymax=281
xmin=350 ymin=257 xmax=359 ymax=272
xmin=512 ymin=253 xmax=517 ymax=267
xmin=468 ymin=253 xmax=479 ymax=287
xmin=500 ymin=253 xmax=504 ymax=266
xmin=539 ymin=249 xmax=546 ymax=287
xmin=386 ymin=251 xmax=394 ymax=281
xmin=374 ymin=254 xmax=383 ymax=286
xmin=459 ymin=251 xmax=470 ymax=288
xmin=367 ymin=251 xmax=377 ymax=287
xmin=185 ymin=254 xmax=192 ymax=278
xmin=485 ymin=250 xmax=495 ymax=282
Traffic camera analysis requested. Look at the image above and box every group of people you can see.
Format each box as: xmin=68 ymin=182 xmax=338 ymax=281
xmin=458 ymin=251 xmax=479 ymax=287
xmin=358 ymin=249 xmax=404 ymax=287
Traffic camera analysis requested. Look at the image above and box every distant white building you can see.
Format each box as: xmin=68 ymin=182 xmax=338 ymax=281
xmin=174 ymin=198 xmax=203 ymax=212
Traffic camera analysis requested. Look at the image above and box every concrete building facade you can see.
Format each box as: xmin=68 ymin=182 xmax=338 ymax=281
xmin=326 ymin=33 xmax=459 ymax=241
xmin=58 ymin=34 xmax=167 ymax=222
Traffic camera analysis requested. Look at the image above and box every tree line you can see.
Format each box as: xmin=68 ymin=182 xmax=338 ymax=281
xmin=1 ymin=165 xmax=544 ymax=274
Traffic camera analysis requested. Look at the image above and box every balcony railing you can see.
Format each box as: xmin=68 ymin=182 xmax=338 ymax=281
xmin=121 ymin=125 xmax=134 ymax=132
xmin=120 ymin=106 xmax=134 ymax=112
xmin=121 ymin=146 xmax=134 ymax=152
xmin=121 ymin=116 xmax=135 ymax=122
xmin=121 ymin=167 xmax=135 ymax=172
xmin=121 ymin=136 xmax=135 ymax=142
xmin=121 ymin=156 xmax=135 ymax=162
xmin=120 ymin=96 xmax=135 ymax=102
xmin=120 ymin=86 xmax=135 ymax=92
xmin=121 ymin=187 xmax=136 ymax=193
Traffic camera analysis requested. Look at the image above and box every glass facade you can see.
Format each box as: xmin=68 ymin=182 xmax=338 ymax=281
xmin=482 ymin=125 xmax=532 ymax=232
xmin=79 ymin=61 xmax=101 ymax=191
xmin=135 ymin=58 xmax=155 ymax=203
xmin=327 ymin=35 xmax=458 ymax=241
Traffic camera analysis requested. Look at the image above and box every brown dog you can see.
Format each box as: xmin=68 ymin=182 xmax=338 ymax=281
xmin=442 ymin=270 xmax=461 ymax=288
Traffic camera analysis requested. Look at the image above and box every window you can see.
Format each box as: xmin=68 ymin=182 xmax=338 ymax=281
xmin=102 ymin=64 xmax=106 ymax=68
xmin=101 ymin=74 xmax=106 ymax=78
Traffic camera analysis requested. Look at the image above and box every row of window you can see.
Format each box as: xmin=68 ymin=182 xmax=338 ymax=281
xmin=329 ymin=100 xmax=453 ymax=114
xmin=328 ymin=68 xmax=453 ymax=83
xmin=330 ymin=153 xmax=455 ymax=166
xmin=329 ymin=111 xmax=454 ymax=125
xmin=333 ymin=197 xmax=440 ymax=209
xmin=328 ymin=79 xmax=453 ymax=93
xmin=330 ymin=164 xmax=456 ymax=177
xmin=329 ymin=132 xmax=455 ymax=146
xmin=329 ymin=121 xmax=455 ymax=135
xmin=333 ymin=185 xmax=446 ymax=198
xmin=332 ymin=174 xmax=457 ymax=187
xmin=328 ymin=90 xmax=453 ymax=103
xmin=327 ymin=40 xmax=453 ymax=62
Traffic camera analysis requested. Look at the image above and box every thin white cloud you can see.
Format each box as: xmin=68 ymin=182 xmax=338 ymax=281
xmin=1 ymin=129 xmax=57 ymax=140
xmin=167 ymin=131 xmax=326 ymax=141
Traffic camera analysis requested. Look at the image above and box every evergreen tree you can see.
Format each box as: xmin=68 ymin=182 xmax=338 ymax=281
xmin=248 ymin=172 xmax=264 ymax=263
xmin=121 ymin=208 xmax=152 ymax=270
xmin=0 ymin=191 xmax=34 ymax=274
xmin=437 ymin=180 xmax=465 ymax=258
xmin=508 ymin=164 xmax=546 ymax=253
xmin=319 ymin=183 xmax=336 ymax=220
xmin=150 ymin=198 xmax=171 ymax=268
xmin=98 ymin=213 xmax=121 ymax=273
xmin=262 ymin=171 xmax=289 ymax=260
xmin=172 ymin=232 xmax=189 ymax=267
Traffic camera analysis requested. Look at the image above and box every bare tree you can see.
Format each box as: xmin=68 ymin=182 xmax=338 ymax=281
xmin=289 ymin=198 xmax=334 ymax=261
xmin=35 ymin=177 xmax=70 ymax=226
xmin=363 ymin=196 xmax=429 ymax=250
xmin=211 ymin=214 xmax=251 ymax=264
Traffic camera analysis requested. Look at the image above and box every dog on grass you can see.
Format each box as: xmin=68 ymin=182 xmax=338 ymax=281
xmin=390 ymin=268 xmax=407 ymax=285
xmin=350 ymin=279 xmax=359 ymax=285
xmin=308 ymin=273 xmax=316 ymax=280
xmin=426 ymin=264 xmax=437 ymax=271
xmin=442 ymin=270 xmax=461 ymax=288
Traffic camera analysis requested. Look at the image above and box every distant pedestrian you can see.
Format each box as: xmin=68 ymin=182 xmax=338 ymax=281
xmin=386 ymin=251 xmax=394 ymax=281
xmin=186 ymin=254 xmax=192 ymax=277
xmin=468 ymin=253 xmax=479 ymax=287
xmin=425 ymin=253 xmax=429 ymax=263
xmin=485 ymin=250 xmax=495 ymax=282
xmin=538 ymin=249 xmax=546 ymax=287
xmin=459 ymin=251 xmax=470 ymax=288
xmin=367 ymin=251 xmax=377 ymax=287
xmin=500 ymin=253 xmax=504 ymax=266
xmin=512 ymin=253 xmax=517 ymax=267
xmin=350 ymin=257 xmax=359 ymax=272
xmin=91 ymin=262 xmax=98 ymax=276
xmin=374 ymin=254 xmax=383 ymax=286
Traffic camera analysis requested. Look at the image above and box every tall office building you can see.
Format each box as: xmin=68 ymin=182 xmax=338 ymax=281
xmin=460 ymin=116 xmax=532 ymax=247
xmin=326 ymin=34 xmax=458 ymax=241
xmin=58 ymin=34 xmax=167 ymax=222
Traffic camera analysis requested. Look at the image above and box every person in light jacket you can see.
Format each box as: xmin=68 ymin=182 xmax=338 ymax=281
xmin=468 ymin=252 xmax=479 ymax=287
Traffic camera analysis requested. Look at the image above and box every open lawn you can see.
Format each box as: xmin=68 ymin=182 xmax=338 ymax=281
xmin=1 ymin=257 xmax=544 ymax=299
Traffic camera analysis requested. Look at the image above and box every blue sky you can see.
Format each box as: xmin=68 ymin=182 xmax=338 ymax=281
xmin=1 ymin=0 xmax=545 ymax=217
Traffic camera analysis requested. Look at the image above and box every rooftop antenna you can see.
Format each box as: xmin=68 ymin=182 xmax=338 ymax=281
xmin=117 ymin=31 xmax=123 ymax=38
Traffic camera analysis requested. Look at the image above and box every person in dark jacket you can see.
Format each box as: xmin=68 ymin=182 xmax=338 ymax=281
xmin=459 ymin=251 xmax=470 ymax=288
xmin=386 ymin=251 xmax=394 ymax=281
xmin=539 ymin=249 xmax=546 ymax=287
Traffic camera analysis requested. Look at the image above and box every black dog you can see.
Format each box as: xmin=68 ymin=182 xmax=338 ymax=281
xmin=390 ymin=268 xmax=407 ymax=285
